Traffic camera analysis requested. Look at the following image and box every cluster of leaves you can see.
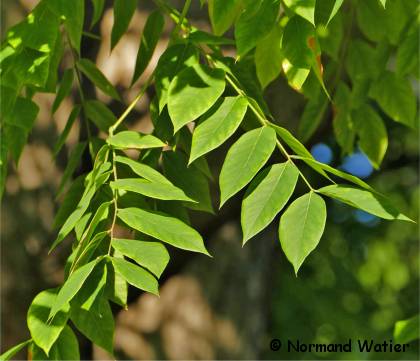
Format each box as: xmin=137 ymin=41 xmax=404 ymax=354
xmin=0 ymin=0 xmax=417 ymax=359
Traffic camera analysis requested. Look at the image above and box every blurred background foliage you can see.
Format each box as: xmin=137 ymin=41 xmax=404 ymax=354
xmin=1 ymin=0 xmax=419 ymax=360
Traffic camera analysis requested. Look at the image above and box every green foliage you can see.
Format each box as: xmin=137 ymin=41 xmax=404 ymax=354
xmin=1 ymin=0 xmax=417 ymax=358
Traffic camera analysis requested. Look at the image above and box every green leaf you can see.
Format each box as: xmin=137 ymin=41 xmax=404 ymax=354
xmin=55 ymin=0 xmax=84 ymax=53
xmin=115 ymin=155 xmax=171 ymax=184
xmin=379 ymin=0 xmax=386 ymax=8
xmin=78 ymin=201 xmax=111 ymax=247
xmin=90 ymin=0 xmax=105 ymax=28
xmin=190 ymin=96 xmax=248 ymax=163
xmin=52 ymin=69 xmax=73 ymax=114
xmin=208 ymin=0 xmax=242 ymax=35
xmin=0 ymin=340 xmax=31 ymax=361
xmin=47 ymin=326 xmax=80 ymax=360
xmin=345 ymin=40 xmax=378 ymax=81
xmin=7 ymin=2 xmax=59 ymax=52
xmin=255 ymin=24 xmax=283 ymax=89
xmin=369 ymin=71 xmax=417 ymax=128
xmin=112 ymin=238 xmax=169 ymax=278
xmin=394 ymin=315 xmax=420 ymax=344
xmin=235 ymin=0 xmax=281 ymax=56
xmin=27 ymin=289 xmax=69 ymax=355
xmin=352 ymin=104 xmax=388 ymax=169
xmin=318 ymin=185 xmax=413 ymax=221
xmin=107 ymin=130 xmax=165 ymax=149
xmin=279 ymin=191 xmax=326 ymax=274
xmin=163 ymin=151 xmax=214 ymax=213
xmin=269 ymin=124 xmax=330 ymax=179
xmin=219 ymin=126 xmax=277 ymax=207
xmin=70 ymin=298 xmax=114 ymax=354
xmin=298 ymin=90 xmax=328 ymax=142
xmin=77 ymin=59 xmax=120 ymax=101
xmin=283 ymin=0 xmax=315 ymax=24
xmin=332 ymin=82 xmax=354 ymax=154
xmin=155 ymin=44 xmax=199 ymax=112
xmin=117 ymin=207 xmax=210 ymax=255
xmin=111 ymin=178 xmax=195 ymax=202
xmin=242 ymin=162 xmax=299 ymax=243
xmin=84 ymin=100 xmax=117 ymax=132
xmin=396 ymin=28 xmax=419 ymax=78
xmin=187 ymin=30 xmax=235 ymax=45
xmin=107 ymin=251 xmax=128 ymax=307
xmin=168 ymin=63 xmax=225 ymax=132
xmin=111 ymin=0 xmax=137 ymax=50
xmin=111 ymin=257 xmax=159 ymax=295
xmin=132 ymin=10 xmax=165 ymax=85
xmin=314 ymin=0 xmax=343 ymax=26
xmin=53 ymin=106 xmax=80 ymax=156
xmin=57 ymin=142 xmax=87 ymax=196
xmin=49 ymin=260 xmax=98 ymax=319
xmin=292 ymin=156 xmax=373 ymax=191
xmin=282 ymin=60 xmax=311 ymax=91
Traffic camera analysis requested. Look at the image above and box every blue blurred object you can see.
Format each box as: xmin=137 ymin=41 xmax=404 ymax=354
xmin=354 ymin=210 xmax=380 ymax=227
xmin=311 ymin=143 xmax=333 ymax=164
xmin=341 ymin=151 xmax=373 ymax=179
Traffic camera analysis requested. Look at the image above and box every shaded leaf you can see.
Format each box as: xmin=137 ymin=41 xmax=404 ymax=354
xmin=57 ymin=142 xmax=87 ymax=196
xmin=208 ymin=0 xmax=242 ymax=35
xmin=283 ymin=0 xmax=315 ymax=24
xmin=111 ymin=0 xmax=137 ymax=50
xmin=84 ymin=100 xmax=117 ymax=132
xmin=52 ymin=69 xmax=73 ymax=114
xmin=53 ymin=105 xmax=80 ymax=156
xmin=107 ymin=131 xmax=165 ymax=149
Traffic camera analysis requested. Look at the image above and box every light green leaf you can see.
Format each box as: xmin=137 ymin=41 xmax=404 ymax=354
xmin=208 ymin=0 xmax=242 ymax=35
xmin=111 ymin=0 xmax=137 ymax=50
xmin=282 ymin=60 xmax=311 ymax=91
xmin=111 ymin=257 xmax=159 ymax=295
xmin=0 ymin=340 xmax=31 ymax=361
xmin=219 ymin=126 xmax=277 ymax=207
xmin=107 ymin=251 xmax=128 ymax=307
xmin=369 ymin=71 xmax=417 ymax=128
xmin=77 ymin=59 xmax=120 ymax=101
xmin=235 ymin=0 xmax=280 ymax=56
xmin=132 ymin=10 xmax=164 ymax=85
xmin=27 ymin=289 xmax=69 ymax=355
xmin=163 ymin=151 xmax=214 ymax=213
xmin=48 ymin=326 xmax=80 ymax=360
xmin=292 ymin=156 xmax=373 ymax=191
xmin=111 ymin=178 xmax=195 ymax=202
xmin=52 ymin=69 xmax=73 ymax=114
xmin=379 ymin=0 xmax=386 ymax=8
xmin=79 ymin=201 xmax=111 ymax=246
xmin=112 ymin=238 xmax=169 ymax=278
xmin=394 ymin=315 xmax=420 ymax=344
xmin=284 ymin=0 xmax=315 ymax=24
xmin=314 ymin=0 xmax=343 ymax=26
xmin=255 ymin=24 xmax=283 ymax=89
xmin=168 ymin=63 xmax=225 ymax=132
xmin=90 ymin=0 xmax=105 ymax=28
xmin=49 ymin=260 xmax=98 ymax=319
xmin=57 ymin=142 xmax=87 ymax=196
xmin=84 ymin=100 xmax=117 ymax=132
xmin=242 ymin=162 xmax=299 ymax=243
xmin=190 ymin=96 xmax=248 ymax=163
xmin=70 ymin=298 xmax=114 ymax=354
xmin=117 ymin=207 xmax=210 ymax=255
xmin=107 ymin=130 xmax=165 ymax=149
xmin=353 ymin=104 xmax=388 ymax=169
xmin=279 ymin=192 xmax=326 ymax=274
xmin=53 ymin=106 xmax=80 ymax=156
xmin=115 ymin=155 xmax=171 ymax=184
xmin=155 ymin=44 xmax=199 ymax=112
xmin=318 ymin=185 xmax=413 ymax=221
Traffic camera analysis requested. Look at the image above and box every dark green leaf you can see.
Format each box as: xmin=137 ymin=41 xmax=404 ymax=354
xmin=279 ymin=192 xmax=326 ymax=274
xmin=132 ymin=10 xmax=165 ymax=85
xmin=117 ymin=207 xmax=210 ymax=255
xmin=90 ymin=0 xmax=105 ymax=28
xmin=57 ymin=142 xmax=87 ymax=196
xmin=112 ymin=238 xmax=169 ymax=278
xmin=84 ymin=100 xmax=117 ymax=132
xmin=188 ymin=30 xmax=235 ymax=45
xmin=314 ymin=0 xmax=343 ymax=26
xmin=396 ymin=28 xmax=419 ymax=78
xmin=208 ymin=0 xmax=242 ymax=35
xmin=77 ymin=59 xmax=120 ymax=101
xmin=53 ymin=105 xmax=81 ymax=156
xmin=242 ymin=162 xmax=299 ymax=243
xmin=111 ymin=0 xmax=137 ymax=50
xmin=52 ymin=69 xmax=73 ymax=114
